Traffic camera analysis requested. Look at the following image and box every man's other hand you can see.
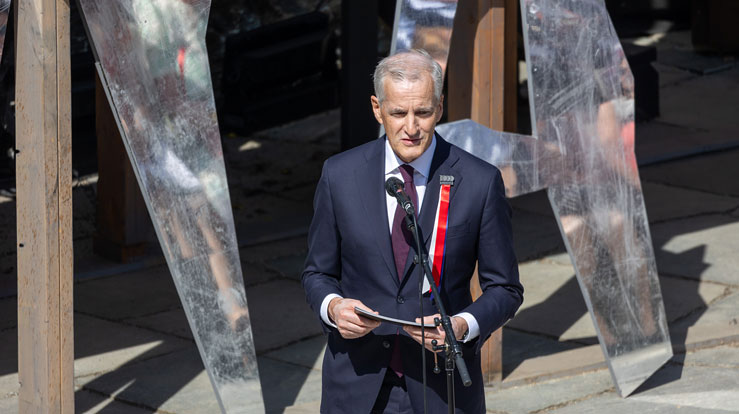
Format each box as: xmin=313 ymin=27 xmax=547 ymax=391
xmin=328 ymin=298 xmax=381 ymax=339
xmin=403 ymin=314 xmax=468 ymax=352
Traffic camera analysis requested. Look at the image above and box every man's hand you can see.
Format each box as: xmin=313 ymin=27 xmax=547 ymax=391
xmin=328 ymin=298 xmax=381 ymax=339
xmin=403 ymin=314 xmax=468 ymax=352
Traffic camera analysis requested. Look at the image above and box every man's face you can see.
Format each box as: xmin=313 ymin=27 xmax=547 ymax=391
xmin=371 ymin=74 xmax=443 ymax=163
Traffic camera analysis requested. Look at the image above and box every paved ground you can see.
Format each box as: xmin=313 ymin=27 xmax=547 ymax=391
xmin=1 ymin=30 xmax=739 ymax=413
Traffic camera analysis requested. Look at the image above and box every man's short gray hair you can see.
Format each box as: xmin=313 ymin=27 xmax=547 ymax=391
xmin=373 ymin=49 xmax=443 ymax=104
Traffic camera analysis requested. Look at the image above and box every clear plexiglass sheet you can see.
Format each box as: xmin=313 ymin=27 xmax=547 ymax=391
xmin=393 ymin=0 xmax=672 ymax=396
xmin=436 ymin=119 xmax=562 ymax=197
xmin=391 ymin=0 xmax=458 ymax=74
xmin=76 ymin=1 xmax=263 ymax=412
xmin=0 ymin=0 xmax=9 ymax=60
xmin=520 ymin=0 xmax=671 ymax=396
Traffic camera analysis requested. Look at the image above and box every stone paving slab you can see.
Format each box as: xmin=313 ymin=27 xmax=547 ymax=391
xmin=0 ymin=393 xmax=16 ymax=413
xmin=74 ymin=313 xmax=194 ymax=378
xmin=503 ymin=343 xmax=605 ymax=385
xmin=502 ymin=329 xmax=583 ymax=380
xmin=486 ymin=369 xmax=614 ymax=414
xmin=74 ymin=389 xmax=155 ymax=414
xmin=640 ymin=149 xmax=739 ymax=198
xmin=509 ymin=190 xmax=554 ymax=218
xmin=75 ymin=347 xmax=221 ymax=414
xmin=263 ymin=335 xmax=326 ymax=372
xmin=683 ymin=344 xmax=739 ymax=369
xmin=658 ymin=67 xmax=739 ymax=138
xmin=76 ymin=345 xmax=324 ymax=413
xmin=635 ymin=122 xmax=732 ymax=167
xmin=121 ymin=278 xmax=321 ymax=354
xmin=1 ymin=313 xmax=194 ymax=410
xmin=659 ymin=275 xmax=728 ymax=323
xmin=241 ymin=261 xmax=281 ymax=286
xmin=246 ymin=279 xmax=322 ymax=353
xmin=508 ymin=260 xmax=593 ymax=343
xmin=0 ymin=297 xmax=14 ymax=331
xmin=670 ymin=290 xmax=739 ymax=352
xmin=224 ymin=136 xmax=333 ymax=198
xmin=0 ymin=372 xmax=17 ymax=399
xmin=124 ymin=307 xmax=194 ymax=341
xmin=642 ymin=181 xmax=739 ymax=223
xmin=511 ymin=210 xmax=564 ymax=261
xmin=650 ymin=214 xmax=739 ymax=285
xmin=239 ymin=237 xmax=307 ymax=263
xmin=0 ymin=329 xmax=16 ymax=379
xmin=259 ymin=357 xmax=322 ymax=414
xmin=74 ymin=265 xmax=182 ymax=321
xmin=652 ymin=62 xmax=696 ymax=88
xmin=265 ymin=253 xmax=307 ymax=282
xmin=234 ymin=192 xmax=314 ymax=246
xmin=251 ymin=109 xmax=340 ymax=145
xmin=547 ymin=363 xmax=739 ymax=413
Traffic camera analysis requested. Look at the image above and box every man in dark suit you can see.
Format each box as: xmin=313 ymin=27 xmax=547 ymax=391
xmin=302 ymin=49 xmax=523 ymax=413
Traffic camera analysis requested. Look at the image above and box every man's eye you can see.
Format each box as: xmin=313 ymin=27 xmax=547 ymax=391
xmin=416 ymin=111 xmax=431 ymax=117
xmin=392 ymin=112 xmax=406 ymax=118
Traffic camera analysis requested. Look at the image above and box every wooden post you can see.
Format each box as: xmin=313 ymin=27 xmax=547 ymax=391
xmin=447 ymin=0 xmax=518 ymax=385
xmin=340 ymin=0 xmax=379 ymax=150
xmin=15 ymin=0 xmax=74 ymax=412
xmin=93 ymin=71 xmax=152 ymax=262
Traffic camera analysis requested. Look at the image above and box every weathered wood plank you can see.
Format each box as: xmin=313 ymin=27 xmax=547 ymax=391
xmin=448 ymin=0 xmax=518 ymax=385
xmin=16 ymin=0 xmax=73 ymax=412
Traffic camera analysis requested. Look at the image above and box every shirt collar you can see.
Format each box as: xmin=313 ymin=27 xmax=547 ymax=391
xmin=384 ymin=134 xmax=436 ymax=179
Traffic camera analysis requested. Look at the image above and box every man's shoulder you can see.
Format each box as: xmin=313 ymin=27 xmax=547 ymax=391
xmin=323 ymin=137 xmax=383 ymax=172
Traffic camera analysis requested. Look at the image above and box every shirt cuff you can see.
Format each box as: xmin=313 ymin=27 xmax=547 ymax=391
xmin=320 ymin=294 xmax=343 ymax=328
xmin=454 ymin=312 xmax=480 ymax=343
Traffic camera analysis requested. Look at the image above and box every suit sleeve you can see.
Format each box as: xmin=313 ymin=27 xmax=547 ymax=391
xmin=463 ymin=168 xmax=523 ymax=349
xmin=302 ymin=160 xmax=344 ymax=332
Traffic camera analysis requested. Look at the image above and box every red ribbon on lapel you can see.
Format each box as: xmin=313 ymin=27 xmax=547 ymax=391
xmin=426 ymin=182 xmax=452 ymax=294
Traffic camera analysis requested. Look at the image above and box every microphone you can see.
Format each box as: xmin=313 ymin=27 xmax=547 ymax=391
xmin=385 ymin=177 xmax=415 ymax=216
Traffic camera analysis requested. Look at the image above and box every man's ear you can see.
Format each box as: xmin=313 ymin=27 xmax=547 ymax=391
xmin=435 ymin=94 xmax=445 ymax=123
xmin=371 ymin=95 xmax=383 ymax=125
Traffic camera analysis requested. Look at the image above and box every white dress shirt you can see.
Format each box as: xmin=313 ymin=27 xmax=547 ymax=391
xmin=320 ymin=136 xmax=480 ymax=342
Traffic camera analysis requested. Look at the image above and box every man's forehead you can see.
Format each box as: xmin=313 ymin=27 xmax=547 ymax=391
xmin=382 ymin=78 xmax=435 ymax=104
xmin=384 ymin=74 xmax=433 ymax=91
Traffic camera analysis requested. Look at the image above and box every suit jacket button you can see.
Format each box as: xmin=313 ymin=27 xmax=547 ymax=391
xmin=397 ymin=295 xmax=405 ymax=304
xmin=382 ymin=340 xmax=390 ymax=349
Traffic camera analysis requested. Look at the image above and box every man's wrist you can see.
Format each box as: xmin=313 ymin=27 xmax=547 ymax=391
xmin=453 ymin=316 xmax=469 ymax=340
xmin=328 ymin=297 xmax=342 ymax=322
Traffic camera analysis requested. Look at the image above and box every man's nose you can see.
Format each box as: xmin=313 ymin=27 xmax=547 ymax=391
xmin=405 ymin=114 xmax=418 ymax=136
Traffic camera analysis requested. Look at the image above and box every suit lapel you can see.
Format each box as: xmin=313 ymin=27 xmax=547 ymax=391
xmin=356 ymin=138 xmax=399 ymax=286
xmin=400 ymin=136 xmax=463 ymax=285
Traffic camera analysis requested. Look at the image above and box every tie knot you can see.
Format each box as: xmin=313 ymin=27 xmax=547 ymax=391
xmin=399 ymin=164 xmax=414 ymax=184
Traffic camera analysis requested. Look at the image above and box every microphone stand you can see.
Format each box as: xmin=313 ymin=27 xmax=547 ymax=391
xmin=403 ymin=208 xmax=472 ymax=414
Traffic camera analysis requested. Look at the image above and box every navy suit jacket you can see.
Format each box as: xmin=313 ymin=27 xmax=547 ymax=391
xmin=302 ymin=135 xmax=523 ymax=413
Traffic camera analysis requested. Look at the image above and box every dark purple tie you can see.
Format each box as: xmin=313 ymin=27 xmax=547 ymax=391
xmin=391 ymin=164 xmax=419 ymax=280
xmin=389 ymin=164 xmax=418 ymax=376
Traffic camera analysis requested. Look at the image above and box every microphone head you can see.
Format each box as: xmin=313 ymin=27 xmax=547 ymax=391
xmin=385 ymin=177 xmax=404 ymax=197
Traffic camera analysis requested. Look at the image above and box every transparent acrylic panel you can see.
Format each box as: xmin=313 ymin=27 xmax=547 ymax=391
xmin=0 ymin=0 xmax=9 ymax=60
xmin=391 ymin=0 xmax=458 ymax=73
xmin=380 ymin=0 xmax=459 ymax=138
xmin=392 ymin=0 xmax=672 ymax=397
xmin=76 ymin=1 xmax=263 ymax=412
xmin=392 ymin=0 xmax=562 ymax=198
xmin=520 ymin=0 xmax=672 ymax=396
xmin=437 ymin=119 xmax=562 ymax=197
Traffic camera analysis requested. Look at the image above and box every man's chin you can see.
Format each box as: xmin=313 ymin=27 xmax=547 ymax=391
xmin=397 ymin=150 xmax=423 ymax=163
